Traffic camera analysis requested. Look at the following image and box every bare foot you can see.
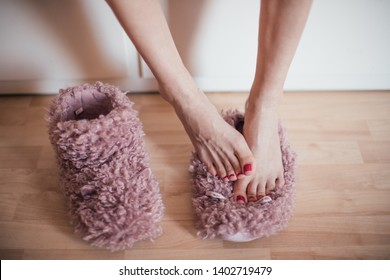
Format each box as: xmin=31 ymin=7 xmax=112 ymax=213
xmin=233 ymin=102 xmax=285 ymax=203
xmin=161 ymin=86 xmax=255 ymax=180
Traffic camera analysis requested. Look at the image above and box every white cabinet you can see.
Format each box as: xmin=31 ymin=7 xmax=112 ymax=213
xmin=0 ymin=0 xmax=389 ymax=94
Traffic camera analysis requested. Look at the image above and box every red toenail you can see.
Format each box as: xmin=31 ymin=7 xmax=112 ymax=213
xmin=229 ymin=174 xmax=236 ymax=179
xmin=267 ymin=192 xmax=275 ymax=199
xmin=236 ymin=195 xmax=246 ymax=203
xmin=257 ymin=195 xmax=264 ymax=200
xmin=248 ymin=196 xmax=257 ymax=202
xmin=244 ymin=164 xmax=252 ymax=173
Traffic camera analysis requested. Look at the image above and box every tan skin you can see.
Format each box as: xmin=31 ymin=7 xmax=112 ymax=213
xmin=106 ymin=0 xmax=312 ymax=203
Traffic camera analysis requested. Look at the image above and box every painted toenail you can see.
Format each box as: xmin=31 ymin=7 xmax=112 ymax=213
xmin=236 ymin=195 xmax=246 ymax=204
xmin=244 ymin=164 xmax=252 ymax=173
xmin=248 ymin=195 xmax=257 ymax=202
xmin=257 ymin=195 xmax=264 ymax=200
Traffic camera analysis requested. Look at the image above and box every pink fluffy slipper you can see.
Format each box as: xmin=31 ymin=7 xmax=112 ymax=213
xmin=46 ymin=82 xmax=164 ymax=250
xmin=189 ymin=110 xmax=297 ymax=242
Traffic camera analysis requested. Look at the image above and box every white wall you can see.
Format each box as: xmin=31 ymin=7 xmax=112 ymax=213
xmin=287 ymin=0 xmax=390 ymax=90
xmin=0 ymin=0 xmax=142 ymax=93
xmin=0 ymin=0 xmax=389 ymax=94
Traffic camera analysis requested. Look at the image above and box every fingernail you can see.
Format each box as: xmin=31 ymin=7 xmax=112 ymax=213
xmin=244 ymin=164 xmax=252 ymax=173
xmin=236 ymin=195 xmax=246 ymax=204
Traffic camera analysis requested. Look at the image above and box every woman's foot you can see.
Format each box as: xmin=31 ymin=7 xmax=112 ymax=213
xmin=233 ymin=100 xmax=285 ymax=203
xmin=160 ymin=85 xmax=255 ymax=180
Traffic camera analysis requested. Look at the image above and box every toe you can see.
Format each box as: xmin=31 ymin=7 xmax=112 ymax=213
xmin=246 ymin=182 xmax=258 ymax=202
xmin=256 ymin=181 xmax=266 ymax=199
xmin=215 ymin=162 xmax=227 ymax=179
xmin=233 ymin=178 xmax=248 ymax=204
xmin=208 ymin=164 xmax=217 ymax=176
xmin=221 ymin=157 xmax=237 ymax=181
xmin=198 ymin=150 xmax=217 ymax=176
xmin=234 ymin=143 xmax=255 ymax=176
xmin=243 ymin=163 xmax=254 ymax=176
xmin=265 ymin=180 xmax=276 ymax=194
xmin=228 ymin=173 xmax=237 ymax=181
xmin=231 ymin=154 xmax=243 ymax=176
xmin=208 ymin=150 xmax=228 ymax=179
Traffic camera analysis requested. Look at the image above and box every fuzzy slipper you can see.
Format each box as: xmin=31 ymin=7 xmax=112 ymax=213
xmin=189 ymin=110 xmax=297 ymax=242
xmin=46 ymin=82 xmax=164 ymax=251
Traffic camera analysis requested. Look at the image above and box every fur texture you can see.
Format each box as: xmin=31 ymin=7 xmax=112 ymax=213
xmin=189 ymin=110 xmax=297 ymax=242
xmin=47 ymin=82 xmax=164 ymax=251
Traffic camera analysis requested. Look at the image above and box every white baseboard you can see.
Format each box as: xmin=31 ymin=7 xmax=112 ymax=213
xmin=1 ymin=75 xmax=389 ymax=95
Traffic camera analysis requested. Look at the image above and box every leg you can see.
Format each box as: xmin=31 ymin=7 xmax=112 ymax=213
xmin=233 ymin=0 xmax=312 ymax=203
xmin=106 ymin=0 xmax=255 ymax=179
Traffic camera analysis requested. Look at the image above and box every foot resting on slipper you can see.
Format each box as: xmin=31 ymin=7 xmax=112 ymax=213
xmin=189 ymin=110 xmax=296 ymax=242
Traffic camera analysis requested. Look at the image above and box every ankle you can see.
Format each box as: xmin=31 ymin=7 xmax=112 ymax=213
xmin=246 ymin=94 xmax=281 ymax=117
xmin=161 ymin=87 xmax=212 ymax=121
xmin=248 ymin=81 xmax=283 ymax=109
xmin=158 ymin=76 xmax=200 ymax=106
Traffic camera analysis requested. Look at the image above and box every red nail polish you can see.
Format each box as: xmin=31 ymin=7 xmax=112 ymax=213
xmin=236 ymin=195 xmax=246 ymax=203
xmin=257 ymin=195 xmax=264 ymax=200
xmin=244 ymin=164 xmax=252 ymax=173
xmin=228 ymin=174 xmax=236 ymax=179
xmin=248 ymin=196 xmax=257 ymax=202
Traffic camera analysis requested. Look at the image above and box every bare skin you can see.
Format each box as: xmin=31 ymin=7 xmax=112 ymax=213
xmin=106 ymin=0 xmax=312 ymax=202
xmin=106 ymin=0 xmax=255 ymax=180
xmin=233 ymin=0 xmax=313 ymax=203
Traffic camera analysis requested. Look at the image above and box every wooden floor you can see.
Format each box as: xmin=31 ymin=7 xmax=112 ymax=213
xmin=0 ymin=90 xmax=389 ymax=260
